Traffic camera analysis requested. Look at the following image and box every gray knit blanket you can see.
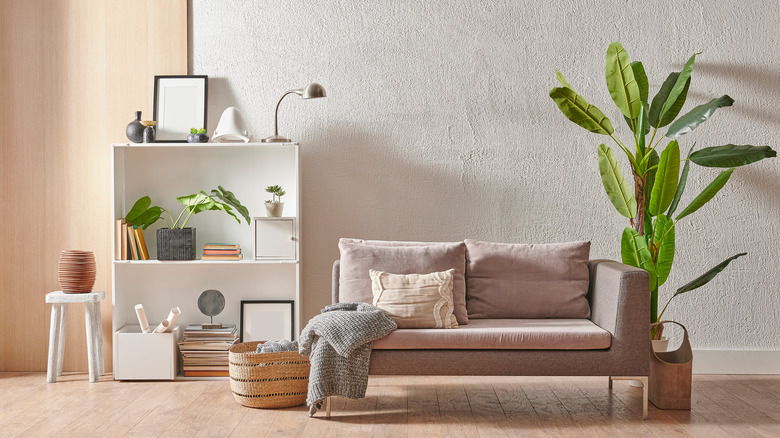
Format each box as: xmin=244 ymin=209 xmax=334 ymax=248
xmin=298 ymin=302 xmax=397 ymax=416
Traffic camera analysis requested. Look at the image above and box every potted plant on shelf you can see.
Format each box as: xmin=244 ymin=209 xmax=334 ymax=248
xmin=125 ymin=186 xmax=250 ymax=260
xmin=548 ymin=42 xmax=776 ymax=348
xmin=264 ymin=185 xmax=286 ymax=217
xmin=188 ymin=127 xmax=209 ymax=143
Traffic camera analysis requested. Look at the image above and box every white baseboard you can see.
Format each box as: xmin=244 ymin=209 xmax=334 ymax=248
xmin=692 ymin=350 xmax=780 ymax=374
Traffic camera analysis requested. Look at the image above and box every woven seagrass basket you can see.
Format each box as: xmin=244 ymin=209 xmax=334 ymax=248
xmin=229 ymin=341 xmax=310 ymax=408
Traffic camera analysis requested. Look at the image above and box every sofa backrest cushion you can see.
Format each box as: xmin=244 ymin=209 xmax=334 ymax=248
xmin=338 ymin=239 xmax=468 ymax=324
xmin=465 ymin=239 xmax=591 ymax=319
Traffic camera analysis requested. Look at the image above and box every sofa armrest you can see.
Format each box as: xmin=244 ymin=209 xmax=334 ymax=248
xmin=588 ymin=259 xmax=649 ymax=341
xmin=332 ymin=260 xmax=341 ymax=304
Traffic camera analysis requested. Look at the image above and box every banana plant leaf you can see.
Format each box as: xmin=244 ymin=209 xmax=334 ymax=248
xmin=665 ymin=95 xmax=734 ymax=138
xmin=675 ymin=168 xmax=734 ymax=220
xmin=606 ymin=42 xmax=641 ymax=120
xmin=555 ymin=69 xmax=573 ymax=89
xmin=648 ymin=140 xmax=680 ymax=216
xmin=643 ymin=148 xmax=660 ymax=210
xmin=631 ymin=61 xmax=649 ymax=107
xmin=200 ymin=191 xmax=240 ymax=223
xmin=622 ymin=227 xmax=658 ymax=299
xmin=210 ymin=186 xmax=251 ymax=224
xmin=549 ymin=87 xmax=614 ymax=135
xmin=598 ymin=144 xmax=637 ymax=219
xmin=658 ymin=53 xmax=698 ymax=124
xmin=666 ymin=145 xmax=695 ymax=217
xmin=648 ymin=73 xmax=690 ymax=128
xmin=673 ymin=252 xmax=747 ymax=296
xmin=635 ymin=103 xmax=647 ymax=155
xmin=689 ymin=144 xmax=777 ymax=167
xmin=652 ymin=214 xmax=675 ymax=286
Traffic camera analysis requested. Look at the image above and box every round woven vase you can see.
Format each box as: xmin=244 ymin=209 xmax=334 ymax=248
xmin=58 ymin=250 xmax=96 ymax=293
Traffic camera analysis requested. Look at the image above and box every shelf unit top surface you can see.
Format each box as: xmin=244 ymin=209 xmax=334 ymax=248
xmin=112 ymin=142 xmax=298 ymax=148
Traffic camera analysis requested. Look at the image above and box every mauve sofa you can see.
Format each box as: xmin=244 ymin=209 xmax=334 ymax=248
xmin=327 ymin=238 xmax=651 ymax=419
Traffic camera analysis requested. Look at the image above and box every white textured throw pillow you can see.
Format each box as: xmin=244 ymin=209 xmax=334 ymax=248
xmin=369 ymin=269 xmax=458 ymax=329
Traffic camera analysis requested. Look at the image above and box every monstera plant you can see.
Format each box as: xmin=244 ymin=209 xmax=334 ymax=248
xmin=549 ymin=42 xmax=775 ymax=336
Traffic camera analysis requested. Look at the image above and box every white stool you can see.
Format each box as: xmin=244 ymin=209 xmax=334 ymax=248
xmin=46 ymin=291 xmax=105 ymax=383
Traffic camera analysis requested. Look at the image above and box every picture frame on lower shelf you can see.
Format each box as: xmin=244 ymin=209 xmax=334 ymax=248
xmin=240 ymin=300 xmax=294 ymax=343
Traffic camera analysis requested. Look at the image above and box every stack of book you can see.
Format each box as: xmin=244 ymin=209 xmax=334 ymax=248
xmin=115 ymin=218 xmax=150 ymax=260
xmin=201 ymin=243 xmax=242 ymax=261
xmin=178 ymin=324 xmax=238 ymax=377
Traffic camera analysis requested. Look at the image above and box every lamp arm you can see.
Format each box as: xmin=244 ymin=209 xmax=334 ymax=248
xmin=273 ymin=90 xmax=302 ymax=136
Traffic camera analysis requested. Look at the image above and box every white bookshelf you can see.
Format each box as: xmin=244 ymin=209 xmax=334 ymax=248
xmin=110 ymin=142 xmax=301 ymax=380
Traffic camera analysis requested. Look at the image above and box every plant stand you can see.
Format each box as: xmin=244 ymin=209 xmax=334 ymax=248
xmin=46 ymin=291 xmax=105 ymax=383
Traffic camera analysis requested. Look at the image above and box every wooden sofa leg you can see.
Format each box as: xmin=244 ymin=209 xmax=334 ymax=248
xmin=608 ymin=376 xmax=613 ymax=389
xmin=325 ymin=396 xmax=331 ymax=419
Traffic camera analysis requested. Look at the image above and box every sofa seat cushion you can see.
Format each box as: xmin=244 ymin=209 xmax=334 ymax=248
xmin=372 ymin=318 xmax=611 ymax=350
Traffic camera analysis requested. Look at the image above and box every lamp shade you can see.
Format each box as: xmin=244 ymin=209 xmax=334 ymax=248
xmin=301 ymin=83 xmax=326 ymax=99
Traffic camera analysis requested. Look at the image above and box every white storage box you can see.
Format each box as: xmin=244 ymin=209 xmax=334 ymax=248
xmin=113 ymin=324 xmax=183 ymax=380
xmin=253 ymin=217 xmax=297 ymax=260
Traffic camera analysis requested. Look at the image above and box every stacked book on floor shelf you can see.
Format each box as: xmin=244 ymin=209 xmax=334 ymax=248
xmin=178 ymin=324 xmax=238 ymax=377
xmin=201 ymin=243 xmax=242 ymax=261
xmin=114 ymin=218 xmax=150 ymax=260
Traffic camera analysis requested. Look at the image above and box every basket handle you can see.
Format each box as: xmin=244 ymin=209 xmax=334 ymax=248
xmin=650 ymin=320 xmax=692 ymax=361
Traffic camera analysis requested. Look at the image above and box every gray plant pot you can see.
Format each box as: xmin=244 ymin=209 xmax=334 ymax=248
xmin=156 ymin=228 xmax=196 ymax=260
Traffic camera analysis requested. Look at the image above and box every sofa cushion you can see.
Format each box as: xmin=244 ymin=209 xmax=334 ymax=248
xmin=465 ymin=240 xmax=591 ymax=319
xmin=338 ymin=239 xmax=468 ymax=324
xmin=372 ymin=318 xmax=610 ymax=350
xmin=370 ymin=269 xmax=458 ymax=329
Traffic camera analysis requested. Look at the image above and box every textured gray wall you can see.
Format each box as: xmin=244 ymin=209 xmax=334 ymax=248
xmin=191 ymin=1 xmax=779 ymax=349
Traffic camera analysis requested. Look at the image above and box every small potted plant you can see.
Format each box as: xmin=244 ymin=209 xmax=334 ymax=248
xmin=264 ymin=185 xmax=286 ymax=217
xmin=187 ymin=128 xmax=209 ymax=143
xmin=126 ymin=186 xmax=250 ymax=260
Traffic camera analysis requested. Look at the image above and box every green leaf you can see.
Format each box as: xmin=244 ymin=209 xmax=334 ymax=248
xmin=667 ymin=145 xmax=695 ymax=217
xmin=690 ymin=144 xmax=777 ymax=167
xmin=621 ymin=227 xmax=656 ymax=276
xmin=125 ymin=196 xmax=151 ymax=224
xmin=636 ymin=103 xmax=647 ymax=155
xmin=605 ymin=42 xmax=641 ymax=120
xmin=643 ymin=149 xmax=660 ymax=212
xmin=549 ymin=87 xmax=614 ymax=135
xmin=649 ymin=73 xmax=690 ymax=128
xmin=211 ymin=186 xmax=251 ymax=224
xmin=133 ymin=207 xmax=162 ymax=230
xmin=665 ymin=95 xmax=734 ymax=138
xmin=555 ymin=69 xmax=573 ymax=89
xmin=658 ymin=52 xmax=698 ymax=124
xmin=648 ymin=140 xmax=680 ymax=216
xmin=598 ymin=144 xmax=637 ymax=219
xmin=675 ymin=168 xmax=734 ymax=220
xmin=674 ymin=253 xmax=747 ymax=296
xmin=652 ymin=215 xmax=675 ymax=286
xmin=631 ymin=61 xmax=649 ymax=107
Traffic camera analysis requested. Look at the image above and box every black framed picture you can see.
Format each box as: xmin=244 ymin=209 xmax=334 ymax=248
xmin=153 ymin=75 xmax=208 ymax=142
xmin=240 ymin=300 xmax=295 ymax=343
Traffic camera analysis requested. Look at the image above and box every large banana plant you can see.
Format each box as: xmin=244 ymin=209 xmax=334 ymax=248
xmin=550 ymin=42 xmax=776 ymax=335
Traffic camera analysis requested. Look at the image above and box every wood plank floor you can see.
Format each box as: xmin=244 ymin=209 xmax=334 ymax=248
xmin=1 ymin=373 xmax=779 ymax=437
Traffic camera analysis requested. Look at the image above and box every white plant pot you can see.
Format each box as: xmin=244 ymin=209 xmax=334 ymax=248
xmin=265 ymin=202 xmax=284 ymax=217
xmin=652 ymin=336 xmax=669 ymax=352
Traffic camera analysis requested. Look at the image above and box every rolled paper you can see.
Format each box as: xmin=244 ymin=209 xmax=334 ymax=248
xmin=153 ymin=319 xmax=170 ymax=333
xmin=163 ymin=307 xmax=181 ymax=333
xmin=135 ymin=304 xmax=151 ymax=333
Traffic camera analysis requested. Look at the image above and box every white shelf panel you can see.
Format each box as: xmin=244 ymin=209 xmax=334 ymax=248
xmin=113 ymin=259 xmax=298 ymax=265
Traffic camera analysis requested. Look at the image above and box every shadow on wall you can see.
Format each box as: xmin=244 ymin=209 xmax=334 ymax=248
xmin=298 ymin=126 xmax=532 ymax=320
xmin=206 ymin=77 xmax=240 ymax=134
xmin=691 ymin=62 xmax=780 ymax=127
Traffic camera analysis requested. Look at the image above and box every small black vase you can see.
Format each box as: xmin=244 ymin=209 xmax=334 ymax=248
xmin=126 ymin=111 xmax=144 ymax=143
xmin=143 ymin=125 xmax=156 ymax=143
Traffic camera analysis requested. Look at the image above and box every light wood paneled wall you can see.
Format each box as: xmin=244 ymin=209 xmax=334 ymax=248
xmin=0 ymin=0 xmax=187 ymax=372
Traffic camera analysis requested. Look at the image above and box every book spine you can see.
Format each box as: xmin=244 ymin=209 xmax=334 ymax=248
xmin=202 ymin=249 xmax=241 ymax=255
xmin=127 ymin=225 xmax=139 ymax=260
xmin=121 ymin=222 xmax=128 ymax=260
xmin=115 ymin=219 xmax=125 ymax=260
xmin=134 ymin=227 xmax=150 ymax=260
